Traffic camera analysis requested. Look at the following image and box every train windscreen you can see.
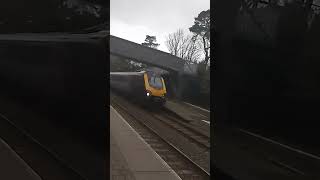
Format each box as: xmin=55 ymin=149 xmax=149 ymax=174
xmin=148 ymin=75 xmax=163 ymax=89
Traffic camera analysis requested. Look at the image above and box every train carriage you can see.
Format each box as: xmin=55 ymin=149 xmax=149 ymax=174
xmin=110 ymin=71 xmax=167 ymax=105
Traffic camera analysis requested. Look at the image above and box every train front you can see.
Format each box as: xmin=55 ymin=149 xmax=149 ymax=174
xmin=143 ymin=71 xmax=167 ymax=105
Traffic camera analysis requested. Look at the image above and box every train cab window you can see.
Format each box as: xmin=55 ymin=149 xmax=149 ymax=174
xmin=148 ymin=75 xmax=163 ymax=89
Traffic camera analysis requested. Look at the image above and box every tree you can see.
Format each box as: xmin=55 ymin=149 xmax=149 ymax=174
xmin=165 ymin=29 xmax=201 ymax=63
xmin=189 ymin=9 xmax=210 ymax=68
xmin=141 ymin=35 xmax=160 ymax=49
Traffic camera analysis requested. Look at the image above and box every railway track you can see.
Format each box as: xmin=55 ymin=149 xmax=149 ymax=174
xmin=0 ymin=113 xmax=87 ymax=180
xmin=111 ymin=96 xmax=210 ymax=180
xmin=150 ymin=109 xmax=210 ymax=150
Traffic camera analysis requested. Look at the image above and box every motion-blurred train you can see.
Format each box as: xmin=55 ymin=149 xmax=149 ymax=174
xmin=110 ymin=71 xmax=167 ymax=105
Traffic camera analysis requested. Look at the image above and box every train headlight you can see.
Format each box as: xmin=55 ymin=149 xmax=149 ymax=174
xmin=146 ymin=92 xmax=150 ymax=96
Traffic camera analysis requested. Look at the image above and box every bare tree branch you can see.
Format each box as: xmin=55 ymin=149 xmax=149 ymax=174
xmin=165 ymin=29 xmax=203 ymax=73
xmin=165 ymin=29 xmax=201 ymax=63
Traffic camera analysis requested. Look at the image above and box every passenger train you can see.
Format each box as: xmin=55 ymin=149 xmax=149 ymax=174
xmin=110 ymin=71 xmax=167 ymax=105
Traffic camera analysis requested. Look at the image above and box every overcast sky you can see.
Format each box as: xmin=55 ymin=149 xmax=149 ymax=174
xmin=110 ymin=0 xmax=210 ymax=53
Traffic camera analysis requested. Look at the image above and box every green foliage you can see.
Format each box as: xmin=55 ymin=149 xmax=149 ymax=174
xmin=189 ymin=9 xmax=210 ymax=67
xmin=189 ymin=9 xmax=210 ymax=40
xmin=141 ymin=35 xmax=160 ymax=49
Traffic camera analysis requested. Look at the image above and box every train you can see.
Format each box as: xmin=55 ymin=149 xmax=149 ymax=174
xmin=110 ymin=71 xmax=167 ymax=105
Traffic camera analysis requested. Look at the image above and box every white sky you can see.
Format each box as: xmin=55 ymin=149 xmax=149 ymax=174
xmin=110 ymin=0 xmax=210 ymax=53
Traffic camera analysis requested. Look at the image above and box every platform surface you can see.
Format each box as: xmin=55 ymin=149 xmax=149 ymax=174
xmin=110 ymin=106 xmax=181 ymax=180
xmin=0 ymin=138 xmax=42 ymax=180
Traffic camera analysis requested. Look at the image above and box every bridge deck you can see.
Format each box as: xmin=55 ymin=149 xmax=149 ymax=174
xmin=110 ymin=35 xmax=185 ymax=72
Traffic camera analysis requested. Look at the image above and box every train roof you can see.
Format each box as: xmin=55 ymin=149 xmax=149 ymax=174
xmin=110 ymin=70 xmax=164 ymax=77
xmin=110 ymin=71 xmax=146 ymax=76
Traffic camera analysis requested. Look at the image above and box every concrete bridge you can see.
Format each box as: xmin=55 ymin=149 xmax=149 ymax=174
xmin=109 ymin=35 xmax=185 ymax=73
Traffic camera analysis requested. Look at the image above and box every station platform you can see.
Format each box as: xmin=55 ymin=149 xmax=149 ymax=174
xmin=0 ymin=138 xmax=41 ymax=180
xmin=164 ymin=100 xmax=210 ymax=123
xmin=110 ymin=106 xmax=181 ymax=180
